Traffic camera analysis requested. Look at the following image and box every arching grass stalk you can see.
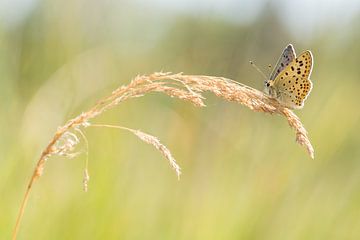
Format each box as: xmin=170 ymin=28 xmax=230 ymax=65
xmin=12 ymin=72 xmax=314 ymax=240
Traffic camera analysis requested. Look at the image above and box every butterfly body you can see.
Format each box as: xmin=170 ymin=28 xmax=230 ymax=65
xmin=264 ymin=44 xmax=313 ymax=109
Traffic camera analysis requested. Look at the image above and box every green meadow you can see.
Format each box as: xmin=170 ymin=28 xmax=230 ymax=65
xmin=1 ymin=1 xmax=360 ymax=239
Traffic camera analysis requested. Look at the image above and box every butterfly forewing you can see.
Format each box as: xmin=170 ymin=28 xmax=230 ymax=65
xmin=293 ymin=51 xmax=313 ymax=79
xmin=270 ymin=44 xmax=296 ymax=81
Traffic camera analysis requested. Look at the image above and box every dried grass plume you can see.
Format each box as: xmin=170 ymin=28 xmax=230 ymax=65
xmin=12 ymin=72 xmax=314 ymax=240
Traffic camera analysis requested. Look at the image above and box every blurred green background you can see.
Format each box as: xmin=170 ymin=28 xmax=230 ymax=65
xmin=1 ymin=0 xmax=360 ymax=239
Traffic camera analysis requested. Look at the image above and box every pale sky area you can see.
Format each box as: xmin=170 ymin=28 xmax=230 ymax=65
xmin=0 ymin=0 xmax=359 ymax=38
xmin=138 ymin=0 xmax=360 ymax=37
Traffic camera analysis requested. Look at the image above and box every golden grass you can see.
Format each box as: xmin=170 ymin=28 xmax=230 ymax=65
xmin=12 ymin=72 xmax=314 ymax=239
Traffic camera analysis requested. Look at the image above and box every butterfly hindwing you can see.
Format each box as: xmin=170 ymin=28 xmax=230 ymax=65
xmin=273 ymin=75 xmax=313 ymax=109
xmin=269 ymin=44 xmax=296 ymax=81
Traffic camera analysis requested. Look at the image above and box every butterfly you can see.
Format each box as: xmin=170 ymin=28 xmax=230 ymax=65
xmin=264 ymin=44 xmax=313 ymax=109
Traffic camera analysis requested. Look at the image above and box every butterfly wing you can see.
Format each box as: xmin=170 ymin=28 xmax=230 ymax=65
xmin=274 ymin=76 xmax=313 ymax=109
xmin=271 ymin=50 xmax=313 ymax=109
xmin=293 ymin=50 xmax=313 ymax=79
xmin=269 ymin=44 xmax=296 ymax=81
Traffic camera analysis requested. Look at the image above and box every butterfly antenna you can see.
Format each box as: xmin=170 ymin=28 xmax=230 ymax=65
xmin=249 ymin=61 xmax=268 ymax=80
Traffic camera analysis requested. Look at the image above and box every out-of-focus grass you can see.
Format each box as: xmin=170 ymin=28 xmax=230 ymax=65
xmin=1 ymin=1 xmax=360 ymax=239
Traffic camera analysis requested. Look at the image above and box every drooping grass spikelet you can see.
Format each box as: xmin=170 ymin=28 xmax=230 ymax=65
xmin=89 ymin=124 xmax=182 ymax=179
